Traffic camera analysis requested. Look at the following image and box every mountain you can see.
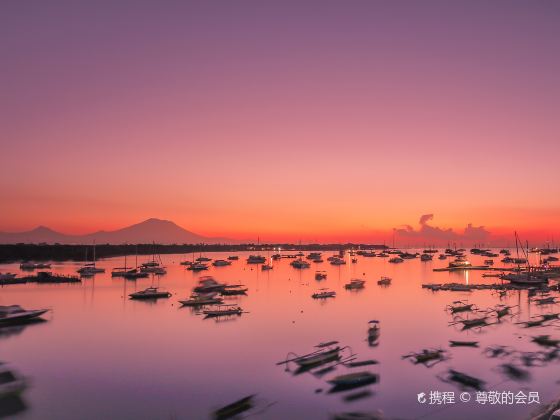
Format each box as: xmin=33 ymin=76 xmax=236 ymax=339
xmin=0 ymin=218 xmax=231 ymax=244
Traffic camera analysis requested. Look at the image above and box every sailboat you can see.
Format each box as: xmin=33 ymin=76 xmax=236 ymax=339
xmin=140 ymin=242 xmax=167 ymax=274
xmin=77 ymin=243 xmax=106 ymax=276
xmin=124 ymin=246 xmax=149 ymax=279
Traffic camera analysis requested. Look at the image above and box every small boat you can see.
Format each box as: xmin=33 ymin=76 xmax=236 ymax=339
xmin=213 ymin=395 xmax=255 ymax=420
xmin=0 ymin=305 xmax=49 ymax=324
xmin=377 ymin=276 xmax=391 ymax=286
xmin=447 ymin=369 xmax=485 ymax=390
xmin=367 ymin=320 xmax=380 ymax=341
xmin=19 ymin=262 xmax=51 ymax=270
xmin=345 ymin=279 xmax=365 ymax=290
xmin=220 ymin=287 xmax=248 ymax=296
xmin=315 ymin=271 xmax=327 ymax=280
xmin=193 ymin=277 xmax=227 ymax=293
xmin=261 ymin=264 xmax=273 ymax=271
xmin=123 ymin=270 xmax=149 ymax=279
xmin=0 ymin=273 xmax=17 ymax=281
xmin=448 ymin=257 xmax=472 ymax=269
xmin=179 ymin=293 xmax=223 ymax=307
xmin=187 ymin=263 xmax=209 ymax=271
xmin=246 ymin=255 xmax=266 ymax=264
xmin=449 ymin=340 xmax=479 ymax=347
xmin=438 ymin=254 xmax=447 ymax=260
xmin=312 ymin=289 xmax=336 ymax=299
xmin=330 ymin=258 xmax=346 ymax=265
xmin=128 ymin=287 xmax=171 ymax=300
xmin=295 ymin=347 xmax=340 ymax=368
xmin=362 ymin=251 xmax=376 ymax=257
xmin=420 ymin=254 xmax=433 ymax=261
xmin=291 ymin=259 xmax=310 ymax=269
xmin=140 ymin=265 xmax=167 ymax=275
xmin=328 ymin=372 xmax=378 ymax=388
xmin=484 ymin=259 xmax=494 ymax=265
xmin=306 ymin=252 xmax=322 ymax=260
xmin=203 ymin=304 xmax=243 ymax=317
xmin=0 ymin=364 xmax=28 ymax=397
xmin=227 ymin=256 xmax=239 ymax=261
xmin=196 ymin=257 xmax=212 ymax=262
xmin=377 ymin=253 xmax=388 ymax=258
xmin=77 ymin=264 xmax=105 ymax=276
xmin=179 ymin=260 xmax=193 ymax=266
xmin=388 ymin=257 xmax=403 ymax=264
xmin=212 ymin=260 xmax=232 ymax=267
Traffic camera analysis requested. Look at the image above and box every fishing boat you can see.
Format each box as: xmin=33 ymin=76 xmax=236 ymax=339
xmin=295 ymin=347 xmax=341 ymax=368
xmin=345 ymin=279 xmax=365 ymax=290
xmin=227 ymin=256 xmax=239 ymax=260
xmin=261 ymin=264 xmax=273 ymax=271
xmin=202 ymin=304 xmax=243 ymax=317
xmin=330 ymin=258 xmax=346 ymax=265
xmin=0 ymin=364 xmax=28 ymax=397
xmin=306 ymin=252 xmax=322 ymax=260
xmin=312 ymin=289 xmax=336 ymax=299
xmin=290 ymin=259 xmax=310 ymax=269
xmin=315 ymin=271 xmax=327 ymax=280
xmin=502 ymin=272 xmax=548 ymax=286
xmin=328 ymin=372 xmax=378 ymax=388
xmin=448 ymin=257 xmax=472 ymax=269
xmin=449 ymin=340 xmax=479 ymax=347
xmin=220 ymin=287 xmax=248 ymax=296
xmin=212 ymin=259 xmax=232 ymax=267
xmin=367 ymin=320 xmax=380 ymax=341
xmin=0 ymin=305 xmax=49 ymax=324
xmin=246 ymin=255 xmax=266 ymax=264
xmin=420 ymin=254 xmax=433 ymax=261
xmin=179 ymin=293 xmax=223 ymax=306
xmin=388 ymin=257 xmax=403 ymax=264
xmin=213 ymin=395 xmax=255 ymax=420
xmin=128 ymin=287 xmax=171 ymax=300
xmin=377 ymin=276 xmax=391 ymax=286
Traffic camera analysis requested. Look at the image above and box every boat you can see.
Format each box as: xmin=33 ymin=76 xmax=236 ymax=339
xmin=0 ymin=305 xmax=49 ymax=324
xmin=502 ymin=272 xmax=549 ymax=286
xmin=77 ymin=243 xmax=105 ymax=275
xmin=330 ymin=258 xmax=346 ymax=265
xmin=291 ymin=259 xmax=310 ymax=269
xmin=193 ymin=276 xmax=227 ymax=293
xmin=312 ymin=289 xmax=336 ymax=299
xmin=213 ymin=395 xmax=255 ymax=420
xmin=128 ymin=287 xmax=171 ymax=300
xmin=179 ymin=293 xmax=223 ymax=306
xmin=123 ymin=270 xmax=149 ymax=279
xmin=202 ymin=304 xmax=243 ymax=317
xmin=345 ymin=279 xmax=365 ymax=290
xmin=0 ymin=273 xmax=17 ymax=281
xmin=212 ymin=260 xmax=232 ymax=267
xmin=111 ymin=254 xmax=134 ymax=277
xmin=24 ymin=271 xmax=80 ymax=284
xmin=19 ymin=262 xmax=51 ymax=270
xmin=368 ymin=320 xmax=380 ymax=341
xmin=196 ymin=256 xmax=212 ymax=262
xmin=448 ymin=257 xmax=472 ymax=269
xmin=362 ymin=251 xmax=376 ymax=257
xmin=377 ymin=276 xmax=391 ymax=286
xmin=227 ymin=256 xmax=239 ymax=260
xmin=187 ymin=262 xmax=209 ymax=271
xmin=328 ymin=372 xmax=378 ymax=388
xmin=220 ymin=287 xmax=248 ymax=296
xmin=377 ymin=252 xmax=388 ymax=258
xmin=484 ymin=259 xmax=494 ymax=265
xmin=388 ymin=257 xmax=403 ymax=264
xmin=449 ymin=340 xmax=479 ymax=347
xmin=295 ymin=347 xmax=341 ymax=368
xmin=399 ymin=252 xmax=418 ymax=259
xmin=420 ymin=254 xmax=433 ymax=261
xmin=246 ymin=255 xmax=266 ymax=264
xmin=438 ymin=254 xmax=447 ymax=260
xmin=315 ymin=271 xmax=327 ymax=280
xmin=306 ymin=252 xmax=322 ymax=260
xmin=140 ymin=265 xmax=167 ymax=275
xmin=0 ymin=364 xmax=28 ymax=397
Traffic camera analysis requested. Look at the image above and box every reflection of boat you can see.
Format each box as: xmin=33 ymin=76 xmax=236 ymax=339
xmin=203 ymin=304 xmax=243 ymax=317
xmin=129 ymin=287 xmax=171 ymax=300
xmin=328 ymin=372 xmax=378 ymax=387
xmin=0 ymin=364 xmax=28 ymax=397
xmin=0 ymin=305 xmax=49 ymax=324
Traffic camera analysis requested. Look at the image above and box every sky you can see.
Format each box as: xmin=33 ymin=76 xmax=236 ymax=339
xmin=1 ymin=1 xmax=559 ymax=245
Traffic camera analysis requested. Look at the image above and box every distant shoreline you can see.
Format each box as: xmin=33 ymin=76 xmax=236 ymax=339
xmin=0 ymin=243 xmax=389 ymax=263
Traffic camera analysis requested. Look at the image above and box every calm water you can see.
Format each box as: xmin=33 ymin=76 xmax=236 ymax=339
xmin=0 ymin=250 xmax=558 ymax=420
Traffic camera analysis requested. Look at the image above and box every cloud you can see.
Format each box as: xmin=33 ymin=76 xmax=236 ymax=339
xmin=394 ymin=214 xmax=491 ymax=245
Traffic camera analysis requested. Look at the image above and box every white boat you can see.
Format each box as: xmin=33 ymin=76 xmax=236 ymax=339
xmin=0 ymin=305 xmax=49 ymax=324
xmin=77 ymin=243 xmax=105 ymax=275
xmin=193 ymin=276 xmax=226 ymax=293
xmin=312 ymin=289 xmax=336 ymax=299
xmin=129 ymin=287 xmax=171 ymax=300
xmin=203 ymin=304 xmax=243 ymax=317
xmin=448 ymin=257 xmax=472 ymax=268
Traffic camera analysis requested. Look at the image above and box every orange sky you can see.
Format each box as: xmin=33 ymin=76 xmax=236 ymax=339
xmin=2 ymin=2 xmax=559 ymax=245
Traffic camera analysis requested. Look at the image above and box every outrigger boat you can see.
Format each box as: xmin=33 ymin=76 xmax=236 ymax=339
xmin=203 ymin=304 xmax=243 ymax=317
xmin=295 ymin=347 xmax=341 ymax=368
xmin=128 ymin=287 xmax=171 ymax=300
xmin=0 ymin=305 xmax=49 ymax=324
xmin=446 ymin=300 xmax=475 ymax=314
xmin=328 ymin=372 xmax=378 ymax=388
xmin=312 ymin=289 xmax=336 ymax=299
